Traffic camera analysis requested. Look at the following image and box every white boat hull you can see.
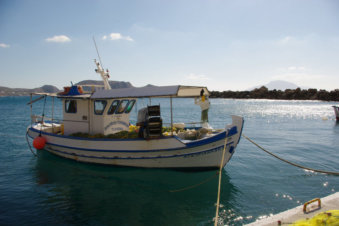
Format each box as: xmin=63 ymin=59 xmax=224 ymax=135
xmin=27 ymin=116 xmax=244 ymax=169
xmin=333 ymin=106 xmax=339 ymax=121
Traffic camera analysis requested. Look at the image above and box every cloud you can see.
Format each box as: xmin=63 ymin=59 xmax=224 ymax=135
xmin=45 ymin=35 xmax=71 ymax=43
xmin=186 ymin=73 xmax=210 ymax=81
xmin=272 ymin=66 xmax=331 ymax=88
xmin=102 ymin=33 xmax=134 ymax=41
xmin=0 ymin=43 xmax=10 ymax=48
xmin=278 ymin=36 xmax=293 ymax=44
xmin=182 ymin=73 xmax=214 ymax=88
xmin=287 ymin=66 xmax=306 ymax=71
xmin=273 ymin=73 xmax=320 ymax=82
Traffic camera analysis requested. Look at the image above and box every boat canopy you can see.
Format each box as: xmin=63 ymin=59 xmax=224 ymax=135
xmin=90 ymin=85 xmax=209 ymax=99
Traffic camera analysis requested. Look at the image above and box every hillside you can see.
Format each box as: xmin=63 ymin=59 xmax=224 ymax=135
xmin=0 ymin=85 xmax=60 ymax=96
xmin=0 ymin=80 xmax=133 ymax=96
xmin=75 ymin=80 xmax=133 ymax=89
xmin=248 ymin=80 xmax=301 ymax=91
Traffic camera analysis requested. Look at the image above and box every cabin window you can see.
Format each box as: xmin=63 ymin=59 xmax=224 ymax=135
xmin=125 ymin=100 xmax=136 ymax=113
xmin=65 ymin=100 xmax=77 ymax=113
xmin=116 ymin=100 xmax=129 ymax=114
xmin=94 ymin=100 xmax=107 ymax=115
xmin=107 ymin=100 xmax=120 ymax=115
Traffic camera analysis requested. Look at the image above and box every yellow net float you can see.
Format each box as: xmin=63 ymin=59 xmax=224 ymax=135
xmin=291 ymin=210 xmax=339 ymax=226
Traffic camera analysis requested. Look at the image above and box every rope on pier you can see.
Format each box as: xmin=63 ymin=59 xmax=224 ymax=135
xmin=242 ymin=134 xmax=339 ymax=176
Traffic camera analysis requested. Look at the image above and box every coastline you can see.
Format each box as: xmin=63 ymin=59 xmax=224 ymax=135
xmin=210 ymin=86 xmax=339 ymax=101
xmin=1 ymin=85 xmax=339 ymax=101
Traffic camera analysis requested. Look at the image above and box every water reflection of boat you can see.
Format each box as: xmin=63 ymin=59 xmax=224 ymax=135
xmin=34 ymin=150 xmax=239 ymax=225
xmin=333 ymin=106 xmax=339 ymax=121
xmin=27 ymin=59 xmax=244 ymax=169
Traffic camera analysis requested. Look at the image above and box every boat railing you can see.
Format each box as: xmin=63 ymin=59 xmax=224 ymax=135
xmin=78 ymin=84 xmax=106 ymax=93
xmin=30 ymin=115 xmax=63 ymax=134
xmin=31 ymin=114 xmax=62 ymax=124
xmin=31 ymin=114 xmax=92 ymax=126
xmin=162 ymin=121 xmax=203 ymax=127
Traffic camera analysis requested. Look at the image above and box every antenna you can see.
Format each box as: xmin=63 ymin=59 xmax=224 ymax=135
xmin=93 ymin=36 xmax=104 ymax=69
xmin=92 ymin=36 xmax=111 ymax=90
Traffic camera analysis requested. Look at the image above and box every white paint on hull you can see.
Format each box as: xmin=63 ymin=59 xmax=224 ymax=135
xmin=28 ymin=116 xmax=243 ymax=168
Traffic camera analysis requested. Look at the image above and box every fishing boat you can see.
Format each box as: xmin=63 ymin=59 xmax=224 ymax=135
xmin=333 ymin=106 xmax=339 ymax=121
xmin=26 ymin=60 xmax=244 ymax=169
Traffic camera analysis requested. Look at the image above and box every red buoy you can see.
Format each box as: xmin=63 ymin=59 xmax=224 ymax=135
xmin=33 ymin=136 xmax=46 ymax=150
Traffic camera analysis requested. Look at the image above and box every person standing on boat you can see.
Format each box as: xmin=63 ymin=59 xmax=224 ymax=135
xmin=195 ymin=89 xmax=210 ymax=125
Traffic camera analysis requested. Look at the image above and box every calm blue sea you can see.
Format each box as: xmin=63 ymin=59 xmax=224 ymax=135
xmin=0 ymin=96 xmax=338 ymax=225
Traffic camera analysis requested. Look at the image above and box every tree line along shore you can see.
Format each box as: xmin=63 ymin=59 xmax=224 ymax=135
xmin=1 ymin=84 xmax=339 ymax=101
xmin=210 ymin=86 xmax=339 ymax=101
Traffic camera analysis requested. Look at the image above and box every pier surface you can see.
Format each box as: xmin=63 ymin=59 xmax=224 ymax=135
xmin=245 ymin=192 xmax=339 ymax=226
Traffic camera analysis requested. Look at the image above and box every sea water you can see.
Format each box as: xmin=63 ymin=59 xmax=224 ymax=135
xmin=0 ymin=96 xmax=338 ymax=225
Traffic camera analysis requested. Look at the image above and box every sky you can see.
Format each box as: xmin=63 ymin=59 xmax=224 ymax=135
xmin=1 ymin=0 xmax=339 ymax=91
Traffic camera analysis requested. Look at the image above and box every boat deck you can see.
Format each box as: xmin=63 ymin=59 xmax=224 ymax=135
xmin=245 ymin=192 xmax=339 ymax=226
xmin=30 ymin=122 xmax=225 ymax=142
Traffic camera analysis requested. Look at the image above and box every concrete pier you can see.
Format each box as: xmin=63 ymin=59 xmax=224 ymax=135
xmin=245 ymin=192 xmax=339 ymax=226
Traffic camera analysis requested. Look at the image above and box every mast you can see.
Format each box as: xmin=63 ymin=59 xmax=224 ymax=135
xmin=94 ymin=59 xmax=111 ymax=90
xmin=93 ymin=37 xmax=111 ymax=90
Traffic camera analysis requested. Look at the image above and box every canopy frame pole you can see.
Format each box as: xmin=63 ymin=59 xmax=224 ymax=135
xmin=170 ymin=96 xmax=173 ymax=136
xmin=30 ymin=93 xmax=32 ymax=126
xmin=52 ymin=96 xmax=55 ymax=133
xmin=88 ymin=99 xmax=91 ymax=134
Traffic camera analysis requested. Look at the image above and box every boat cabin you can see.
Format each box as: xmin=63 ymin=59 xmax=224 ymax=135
xmin=58 ymin=85 xmax=209 ymax=137
xmin=62 ymin=98 xmax=136 ymax=136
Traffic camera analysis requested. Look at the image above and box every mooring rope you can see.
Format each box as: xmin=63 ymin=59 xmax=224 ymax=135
xmin=214 ymin=130 xmax=229 ymax=226
xmin=169 ymin=172 xmax=218 ymax=193
xmin=26 ymin=130 xmax=37 ymax=157
xmin=242 ymin=134 xmax=339 ymax=176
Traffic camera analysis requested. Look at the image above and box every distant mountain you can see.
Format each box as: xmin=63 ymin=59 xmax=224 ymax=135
xmin=144 ymin=84 xmax=156 ymax=88
xmin=76 ymin=80 xmax=133 ymax=89
xmin=0 ymin=80 xmax=133 ymax=96
xmin=0 ymin=85 xmax=60 ymax=96
xmin=36 ymin=85 xmax=60 ymax=93
xmin=248 ymin=80 xmax=301 ymax=91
